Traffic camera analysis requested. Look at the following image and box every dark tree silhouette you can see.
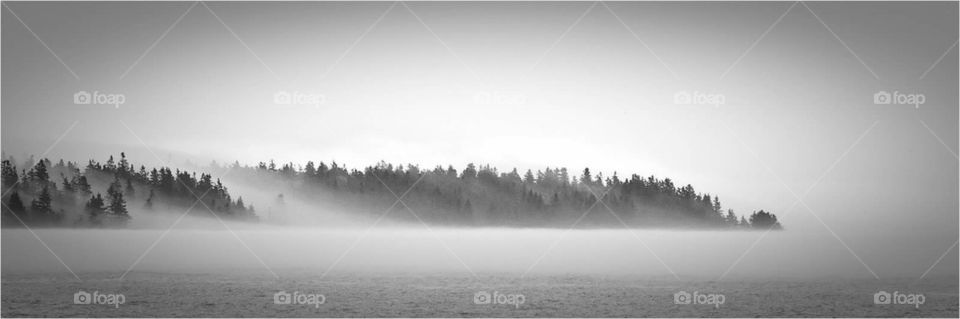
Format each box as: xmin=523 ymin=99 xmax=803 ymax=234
xmin=2 ymin=153 xmax=257 ymax=227
xmin=30 ymin=186 xmax=55 ymax=222
xmin=73 ymin=175 xmax=91 ymax=195
xmin=86 ymin=193 xmax=106 ymax=217
xmin=749 ymin=210 xmax=782 ymax=230
xmin=2 ymin=160 xmax=18 ymax=189
xmin=0 ymin=152 xmax=781 ymax=230
xmin=4 ymin=192 xmax=27 ymax=219
xmin=30 ymin=160 xmax=49 ymax=183
xmin=222 ymin=158 xmax=781 ymax=229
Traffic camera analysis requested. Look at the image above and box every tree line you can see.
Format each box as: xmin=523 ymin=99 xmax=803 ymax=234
xmin=1 ymin=152 xmax=782 ymax=229
xmin=223 ymin=159 xmax=782 ymax=230
xmin=1 ymin=153 xmax=256 ymax=227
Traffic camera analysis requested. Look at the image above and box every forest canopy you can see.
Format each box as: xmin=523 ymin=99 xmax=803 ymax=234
xmin=221 ymin=158 xmax=783 ymax=230
xmin=1 ymin=153 xmax=255 ymax=227
xmin=1 ymin=153 xmax=781 ymax=230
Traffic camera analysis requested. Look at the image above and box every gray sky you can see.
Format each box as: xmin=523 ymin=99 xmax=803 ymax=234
xmin=2 ymin=1 xmax=958 ymax=244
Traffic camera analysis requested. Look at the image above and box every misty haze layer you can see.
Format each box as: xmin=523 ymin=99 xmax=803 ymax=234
xmin=3 ymin=225 xmax=956 ymax=280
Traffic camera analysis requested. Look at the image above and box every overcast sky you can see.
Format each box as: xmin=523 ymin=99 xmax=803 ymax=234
xmin=2 ymin=1 xmax=958 ymax=243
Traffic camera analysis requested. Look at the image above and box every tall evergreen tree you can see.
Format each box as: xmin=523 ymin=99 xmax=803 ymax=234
xmin=75 ymin=175 xmax=92 ymax=195
xmin=462 ymin=163 xmax=477 ymax=180
xmin=580 ymin=168 xmax=592 ymax=186
xmin=30 ymin=186 xmax=53 ymax=216
xmin=304 ymin=161 xmax=316 ymax=176
xmin=523 ymin=169 xmax=535 ymax=184
xmin=31 ymin=160 xmax=49 ymax=183
xmin=85 ymin=193 xmax=107 ymax=221
xmin=725 ymin=209 xmax=738 ymax=226
xmin=236 ymin=196 xmax=245 ymax=210
xmin=2 ymin=160 xmax=18 ymax=189
xmin=749 ymin=210 xmax=781 ymax=229
xmin=5 ymin=192 xmax=27 ymax=218
xmin=108 ymin=192 xmax=128 ymax=216
xmin=106 ymin=177 xmax=128 ymax=216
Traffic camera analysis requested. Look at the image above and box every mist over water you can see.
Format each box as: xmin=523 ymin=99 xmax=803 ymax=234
xmin=2 ymin=155 xmax=955 ymax=283
xmin=3 ymin=223 xmax=955 ymax=280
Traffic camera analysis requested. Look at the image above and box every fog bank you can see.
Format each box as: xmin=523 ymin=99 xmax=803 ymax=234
xmin=3 ymin=226 xmax=955 ymax=280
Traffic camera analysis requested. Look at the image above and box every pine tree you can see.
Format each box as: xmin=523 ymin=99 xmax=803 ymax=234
xmin=462 ymin=163 xmax=477 ymax=180
xmin=31 ymin=160 xmax=49 ymax=183
xmin=749 ymin=210 xmax=781 ymax=229
xmin=559 ymin=168 xmax=570 ymax=186
xmin=85 ymin=193 xmax=107 ymax=225
xmin=236 ymin=196 xmax=245 ymax=210
xmin=108 ymin=192 xmax=128 ymax=216
xmin=2 ymin=160 xmax=18 ymax=189
xmin=118 ymin=153 xmax=129 ymax=175
xmin=446 ymin=165 xmax=457 ymax=178
xmin=30 ymin=186 xmax=53 ymax=216
xmin=18 ymin=169 xmax=31 ymax=193
xmin=304 ymin=161 xmax=316 ymax=176
xmin=106 ymin=177 xmax=128 ymax=216
xmin=5 ymin=192 xmax=27 ymax=218
xmin=580 ymin=168 xmax=592 ymax=186
xmin=61 ymin=177 xmax=74 ymax=192
xmin=725 ymin=209 xmax=738 ymax=226
xmin=523 ymin=169 xmax=535 ymax=184
xmin=86 ymin=194 xmax=104 ymax=214
xmin=75 ymin=175 xmax=92 ymax=194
